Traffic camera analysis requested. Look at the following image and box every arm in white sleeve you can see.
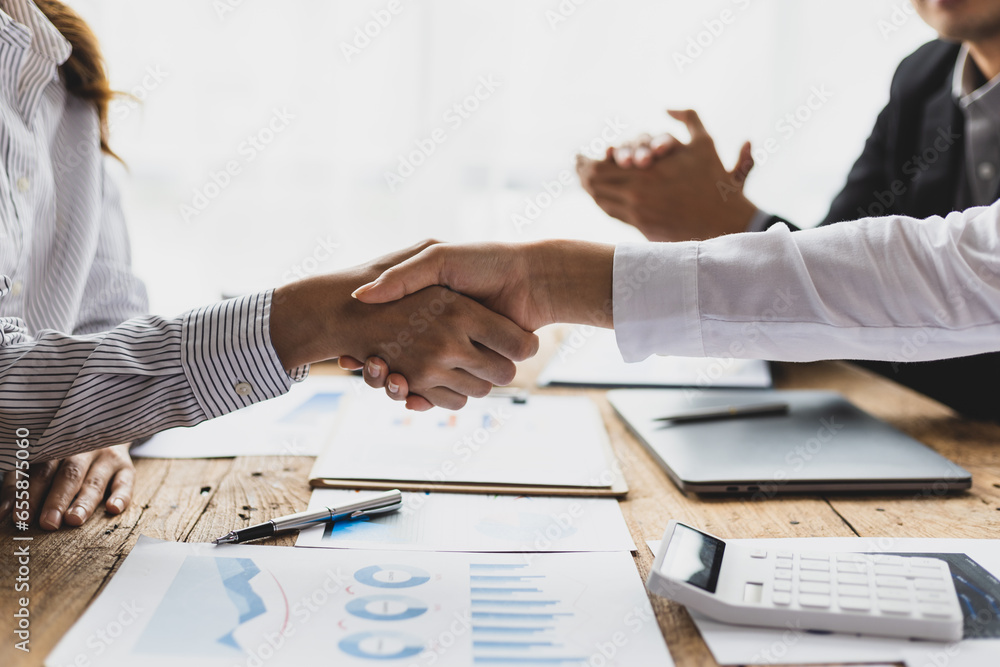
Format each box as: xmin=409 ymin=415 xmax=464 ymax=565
xmin=613 ymin=202 xmax=1000 ymax=363
xmin=0 ymin=283 xmax=304 ymax=472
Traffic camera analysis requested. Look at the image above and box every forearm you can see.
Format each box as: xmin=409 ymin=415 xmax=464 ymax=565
xmin=613 ymin=203 xmax=1000 ymax=363
xmin=0 ymin=290 xmax=299 ymax=471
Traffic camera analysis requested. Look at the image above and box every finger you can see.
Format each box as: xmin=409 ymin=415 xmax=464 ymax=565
xmin=363 ymin=357 xmax=390 ymax=389
xmin=468 ymin=309 xmax=540 ymax=365
xmin=667 ymin=109 xmax=709 ymax=140
xmin=25 ymin=458 xmax=61 ymax=526
xmin=405 ymin=394 xmax=434 ymax=411
xmin=63 ymin=456 xmax=120 ymax=527
xmin=104 ymin=464 xmax=134 ymax=516
xmin=650 ymin=133 xmax=680 ymax=156
xmin=418 ymin=385 xmax=470 ymax=411
xmin=352 ymin=246 xmax=447 ymax=304
xmin=590 ymin=185 xmax=628 ymax=206
xmin=633 ymin=145 xmax=653 ymax=168
xmin=38 ymin=454 xmax=96 ymax=529
xmin=384 ymin=373 xmax=409 ymax=401
xmin=731 ymin=140 xmax=755 ymax=185
xmin=338 ymin=356 xmax=364 ymax=371
xmin=613 ymin=145 xmax=634 ymax=168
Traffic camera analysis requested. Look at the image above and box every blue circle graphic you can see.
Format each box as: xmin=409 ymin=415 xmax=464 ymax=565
xmin=338 ymin=631 xmax=424 ymax=660
xmin=346 ymin=595 xmax=429 ymax=621
xmin=354 ymin=565 xmax=431 ymax=589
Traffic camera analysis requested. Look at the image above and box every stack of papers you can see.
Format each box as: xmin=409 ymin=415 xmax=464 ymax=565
xmin=309 ymin=393 xmax=627 ymax=496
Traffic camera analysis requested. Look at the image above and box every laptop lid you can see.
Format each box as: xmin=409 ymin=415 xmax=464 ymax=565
xmin=607 ymin=389 xmax=971 ymax=495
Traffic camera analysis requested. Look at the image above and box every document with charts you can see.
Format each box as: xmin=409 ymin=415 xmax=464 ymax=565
xmin=47 ymin=537 xmax=673 ymax=667
xmin=309 ymin=393 xmax=627 ymax=496
xmin=132 ymin=376 xmax=360 ymax=458
xmin=295 ymin=489 xmax=636 ymax=552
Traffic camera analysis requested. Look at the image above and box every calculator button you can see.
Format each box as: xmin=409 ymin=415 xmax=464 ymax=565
xmin=799 ymin=552 xmax=830 ymax=561
xmin=919 ymin=603 xmax=957 ymax=619
xmin=799 ymin=571 xmax=831 ymax=583
xmin=907 ymin=558 xmax=943 ymax=568
xmin=837 ymin=562 xmax=868 ymax=574
xmin=799 ymin=561 xmax=830 ymax=572
xmin=775 ymin=559 xmax=793 ymax=569
xmin=836 ymin=573 xmax=869 ymax=586
xmin=773 ymin=580 xmax=792 ymax=592
xmin=914 ymin=579 xmax=947 ymax=591
xmin=776 ymin=551 xmax=794 ymax=559
xmin=916 ymin=591 xmax=953 ymax=603
xmin=798 ymin=582 xmax=832 ymax=595
xmin=911 ymin=569 xmax=945 ymax=580
xmin=878 ymin=599 xmax=913 ymax=615
xmin=836 ymin=554 xmax=867 ymax=563
xmin=775 ymin=570 xmax=793 ymax=580
xmin=871 ymin=555 xmax=905 ymax=566
xmin=772 ymin=592 xmax=792 ymax=605
xmin=876 ymin=588 xmax=911 ymax=601
xmin=750 ymin=549 xmax=768 ymax=559
xmin=798 ymin=594 xmax=832 ymax=608
xmin=838 ymin=597 xmax=872 ymax=612
xmin=875 ymin=575 xmax=908 ymax=588
xmin=874 ymin=564 xmax=907 ymax=577
xmin=837 ymin=584 xmax=870 ymax=598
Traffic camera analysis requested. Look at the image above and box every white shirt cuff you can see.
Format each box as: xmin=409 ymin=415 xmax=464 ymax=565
xmin=612 ymin=242 xmax=704 ymax=362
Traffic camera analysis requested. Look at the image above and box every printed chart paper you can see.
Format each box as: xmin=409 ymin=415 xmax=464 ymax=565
xmin=47 ymin=537 xmax=673 ymax=667
xmin=295 ymin=489 xmax=636 ymax=552
xmin=132 ymin=376 xmax=360 ymax=458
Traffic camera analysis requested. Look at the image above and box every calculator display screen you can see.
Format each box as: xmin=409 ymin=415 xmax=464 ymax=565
xmin=660 ymin=523 xmax=725 ymax=593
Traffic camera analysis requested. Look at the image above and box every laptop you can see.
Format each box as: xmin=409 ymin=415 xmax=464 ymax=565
xmin=606 ymin=389 xmax=971 ymax=495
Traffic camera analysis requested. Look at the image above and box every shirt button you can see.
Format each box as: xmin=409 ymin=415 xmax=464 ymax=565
xmin=9 ymin=281 xmax=23 ymax=296
xmin=978 ymin=162 xmax=996 ymax=181
xmin=16 ymin=177 xmax=29 ymax=193
xmin=234 ymin=382 xmax=253 ymax=396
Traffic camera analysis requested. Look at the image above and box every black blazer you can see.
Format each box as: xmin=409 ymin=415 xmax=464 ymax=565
xmin=766 ymin=40 xmax=1000 ymax=420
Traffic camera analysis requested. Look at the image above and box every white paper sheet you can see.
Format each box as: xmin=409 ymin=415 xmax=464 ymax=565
xmin=132 ymin=376 xmax=361 ymax=458
xmin=47 ymin=536 xmax=673 ymax=667
xmin=646 ymin=537 xmax=1000 ymax=666
xmin=312 ymin=394 xmax=616 ymax=489
xmin=295 ymin=489 xmax=636 ymax=552
xmin=537 ymin=327 xmax=772 ymax=388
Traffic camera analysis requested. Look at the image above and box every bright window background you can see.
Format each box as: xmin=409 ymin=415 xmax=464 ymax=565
xmin=66 ymin=0 xmax=936 ymax=315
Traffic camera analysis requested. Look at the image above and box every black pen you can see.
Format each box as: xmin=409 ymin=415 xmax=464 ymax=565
xmin=654 ymin=401 xmax=790 ymax=425
xmin=212 ymin=489 xmax=403 ymax=544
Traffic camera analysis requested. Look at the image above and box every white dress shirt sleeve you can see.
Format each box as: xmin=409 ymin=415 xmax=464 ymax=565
xmin=0 ymin=284 xmax=305 ymax=471
xmin=614 ymin=202 xmax=1000 ymax=364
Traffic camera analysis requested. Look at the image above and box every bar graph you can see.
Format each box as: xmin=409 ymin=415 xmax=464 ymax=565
xmin=469 ymin=563 xmax=588 ymax=665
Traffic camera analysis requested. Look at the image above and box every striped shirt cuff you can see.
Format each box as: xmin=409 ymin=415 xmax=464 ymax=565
xmin=181 ymin=289 xmax=308 ymax=420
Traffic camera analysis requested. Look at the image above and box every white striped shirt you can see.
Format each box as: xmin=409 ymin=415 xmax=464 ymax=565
xmin=0 ymin=1 xmax=301 ymax=471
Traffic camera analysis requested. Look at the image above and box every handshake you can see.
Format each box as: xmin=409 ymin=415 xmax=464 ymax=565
xmin=269 ymin=239 xmax=616 ymax=411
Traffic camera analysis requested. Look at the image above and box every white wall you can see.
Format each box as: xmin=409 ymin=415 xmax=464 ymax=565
xmin=66 ymin=0 xmax=936 ymax=314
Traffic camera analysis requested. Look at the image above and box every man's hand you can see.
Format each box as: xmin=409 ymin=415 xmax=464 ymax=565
xmin=349 ymin=240 xmax=614 ymax=409
xmin=0 ymin=444 xmax=134 ymax=530
xmin=270 ymin=241 xmax=541 ymax=410
xmin=577 ymin=109 xmax=758 ymax=242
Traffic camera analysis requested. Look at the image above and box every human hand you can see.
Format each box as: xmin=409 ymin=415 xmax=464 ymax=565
xmin=577 ymin=109 xmax=757 ymax=242
xmin=271 ymin=242 xmax=540 ymax=410
xmin=0 ymin=444 xmax=134 ymax=530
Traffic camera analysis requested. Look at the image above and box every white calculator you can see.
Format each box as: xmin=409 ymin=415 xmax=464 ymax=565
xmin=647 ymin=521 xmax=964 ymax=642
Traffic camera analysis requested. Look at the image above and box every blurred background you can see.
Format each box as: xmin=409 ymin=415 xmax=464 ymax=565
xmin=67 ymin=0 xmax=936 ymax=315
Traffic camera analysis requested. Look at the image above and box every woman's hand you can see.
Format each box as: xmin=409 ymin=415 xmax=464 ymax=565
xmin=0 ymin=444 xmax=134 ymax=530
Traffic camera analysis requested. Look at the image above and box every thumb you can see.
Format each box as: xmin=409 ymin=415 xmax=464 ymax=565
xmin=352 ymin=248 xmax=446 ymax=304
xmin=666 ymin=108 xmax=708 ymax=140
xmin=730 ymin=140 xmax=754 ymax=186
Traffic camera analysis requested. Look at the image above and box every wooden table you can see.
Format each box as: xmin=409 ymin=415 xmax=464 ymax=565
xmin=3 ymin=357 xmax=999 ymax=667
